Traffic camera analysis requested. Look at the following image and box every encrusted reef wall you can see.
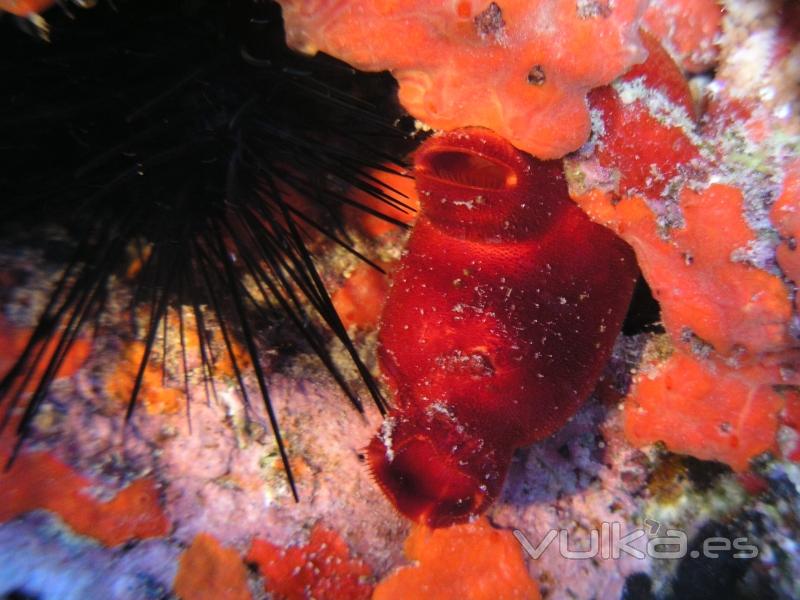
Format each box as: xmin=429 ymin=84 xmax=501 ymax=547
xmin=1 ymin=1 xmax=799 ymax=599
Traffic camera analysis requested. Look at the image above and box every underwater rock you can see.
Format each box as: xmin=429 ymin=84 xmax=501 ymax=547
xmin=1 ymin=1 xmax=799 ymax=599
xmin=0 ymin=513 xmax=178 ymax=600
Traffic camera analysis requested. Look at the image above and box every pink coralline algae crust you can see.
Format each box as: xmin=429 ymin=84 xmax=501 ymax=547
xmin=275 ymin=0 xmax=646 ymax=159
xmin=568 ymin=14 xmax=800 ymax=472
xmin=492 ymin=395 xmax=651 ymax=600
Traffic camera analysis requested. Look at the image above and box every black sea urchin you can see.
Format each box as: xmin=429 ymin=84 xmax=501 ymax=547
xmin=0 ymin=0 xmax=416 ymax=498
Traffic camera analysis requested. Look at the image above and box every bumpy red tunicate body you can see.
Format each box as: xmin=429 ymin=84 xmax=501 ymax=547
xmin=367 ymin=128 xmax=638 ymax=527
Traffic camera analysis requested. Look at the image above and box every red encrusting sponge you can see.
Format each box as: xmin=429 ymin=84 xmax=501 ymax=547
xmin=367 ymin=128 xmax=638 ymax=527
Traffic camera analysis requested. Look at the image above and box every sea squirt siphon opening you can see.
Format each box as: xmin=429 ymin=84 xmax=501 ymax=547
xmin=422 ymin=149 xmax=518 ymax=190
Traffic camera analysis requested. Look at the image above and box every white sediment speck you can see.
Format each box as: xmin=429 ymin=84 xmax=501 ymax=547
xmin=381 ymin=417 xmax=395 ymax=462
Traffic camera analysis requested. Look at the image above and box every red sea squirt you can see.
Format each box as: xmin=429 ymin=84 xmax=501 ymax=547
xmin=367 ymin=128 xmax=638 ymax=527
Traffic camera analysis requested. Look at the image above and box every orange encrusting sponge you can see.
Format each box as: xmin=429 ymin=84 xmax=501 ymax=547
xmin=0 ymin=320 xmax=92 ymax=461
xmin=0 ymin=451 xmax=169 ymax=546
xmin=0 ymin=318 xmax=92 ymax=396
xmin=373 ymin=517 xmax=540 ymax=600
xmin=247 ymin=523 xmax=373 ymax=600
xmin=641 ymin=0 xmax=722 ymax=73
xmin=344 ymin=165 xmax=420 ymax=238
xmin=571 ymin=30 xmax=800 ymax=472
xmin=331 ymin=262 xmax=391 ymax=331
xmin=276 ymin=0 xmax=646 ymax=159
xmin=174 ymin=533 xmax=253 ymax=600
xmin=624 ymin=354 xmax=785 ymax=472
xmin=106 ymin=341 xmax=184 ymax=416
